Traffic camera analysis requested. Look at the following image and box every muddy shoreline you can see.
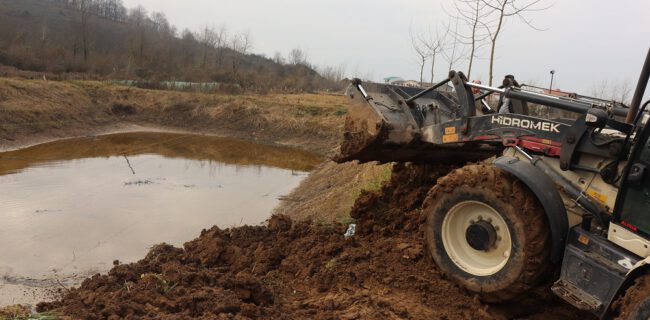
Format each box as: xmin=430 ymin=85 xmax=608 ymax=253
xmin=0 ymin=78 xmax=347 ymax=156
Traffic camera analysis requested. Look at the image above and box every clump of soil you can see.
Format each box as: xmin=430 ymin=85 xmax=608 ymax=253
xmin=37 ymin=163 xmax=588 ymax=319
xmin=0 ymin=305 xmax=30 ymax=318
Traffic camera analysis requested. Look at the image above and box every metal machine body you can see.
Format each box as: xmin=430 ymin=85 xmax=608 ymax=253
xmin=337 ymin=49 xmax=650 ymax=318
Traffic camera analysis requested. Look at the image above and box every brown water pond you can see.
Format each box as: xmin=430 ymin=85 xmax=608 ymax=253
xmin=0 ymin=132 xmax=321 ymax=306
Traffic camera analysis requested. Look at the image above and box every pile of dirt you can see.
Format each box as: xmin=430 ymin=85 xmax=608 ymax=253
xmin=0 ymin=305 xmax=30 ymax=318
xmin=37 ymin=163 xmax=589 ymax=319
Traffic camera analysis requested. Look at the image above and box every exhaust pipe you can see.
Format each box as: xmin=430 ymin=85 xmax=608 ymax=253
xmin=626 ymin=48 xmax=650 ymax=124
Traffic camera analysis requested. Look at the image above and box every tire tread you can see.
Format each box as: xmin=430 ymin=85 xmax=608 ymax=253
xmin=423 ymin=163 xmax=551 ymax=302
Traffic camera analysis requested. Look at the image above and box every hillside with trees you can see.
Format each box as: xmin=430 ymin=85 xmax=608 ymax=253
xmin=0 ymin=0 xmax=337 ymax=91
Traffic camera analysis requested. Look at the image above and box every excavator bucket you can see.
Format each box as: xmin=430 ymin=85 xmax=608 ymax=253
xmin=335 ymin=81 xmax=499 ymax=164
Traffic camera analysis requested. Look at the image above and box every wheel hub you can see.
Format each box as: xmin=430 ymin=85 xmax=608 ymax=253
xmin=440 ymin=200 xmax=513 ymax=276
xmin=466 ymin=220 xmax=497 ymax=251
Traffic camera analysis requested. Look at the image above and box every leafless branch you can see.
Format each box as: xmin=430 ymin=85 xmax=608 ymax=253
xmin=477 ymin=0 xmax=551 ymax=84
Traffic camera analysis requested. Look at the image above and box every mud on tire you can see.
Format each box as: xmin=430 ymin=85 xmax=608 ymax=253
xmin=422 ymin=163 xmax=551 ymax=302
xmin=612 ymin=274 xmax=650 ymax=320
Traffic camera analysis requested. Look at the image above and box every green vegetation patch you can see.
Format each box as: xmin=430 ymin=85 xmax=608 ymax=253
xmin=292 ymin=105 xmax=324 ymax=117
xmin=334 ymin=107 xmax=347 ymax=116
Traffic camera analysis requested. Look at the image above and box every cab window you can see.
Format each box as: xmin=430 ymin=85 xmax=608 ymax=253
xmin=618 ymin=127 xmax=650 ymax=235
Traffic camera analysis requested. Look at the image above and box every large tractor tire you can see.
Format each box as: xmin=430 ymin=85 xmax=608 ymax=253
xmin=422 ymin=163 xmax=551 ymax=302
xmin=612 ymin=274 xmax=650 ymax=320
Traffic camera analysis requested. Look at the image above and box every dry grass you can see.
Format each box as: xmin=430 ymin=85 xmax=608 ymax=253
xmin=273 ymin=161 xmax=393 ymax=223
xmin=0 ymin=78 xmax=348 ymax=155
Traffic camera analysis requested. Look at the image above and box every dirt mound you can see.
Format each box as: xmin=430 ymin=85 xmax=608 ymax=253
xmin=37 ymin=163 xmax=589 ymax=319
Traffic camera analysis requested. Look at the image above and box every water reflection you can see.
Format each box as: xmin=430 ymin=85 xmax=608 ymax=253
xmin=0 ymin=132 xmax=321 ymax=280
xmin=0 ymin=131 xmax=321 ymax=175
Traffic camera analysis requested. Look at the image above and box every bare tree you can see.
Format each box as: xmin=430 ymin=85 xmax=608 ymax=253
xmin=127 ymin=6 xmax=148 ymax=61
xmin=419 ymin=25 xmax=449 ymax=84
xmin=150 ymin=12 xmax=174 ymax=69
xmin=411 ymin=30 xmax=428 ymax=86
xmin=452 ymin=0 xmax=491 ymax=78
xmin=441 ymin=16 xmax=466 ymax=74
xmin=614 ymin=80 xmax=633 ymax=105
xmin=591 ymin=79 xmax=609 ymax=100
xmin=231 ymin=30 xmax=252 ymax=55
xmin=151 ymin=11 xmax=171 ymax=36
xmin=76 ymin=0 xmax=92 ymax=63
xmin=214 ymin=24 xmax=228 ymax=67
xmin=481 ymin=0 xmax=550 ymax=85
xmin=180 ymin=28 xmax=196 ymax=65
xmin=273 ymin=52 xmax=285 ymax=65
xmin=318 ymin=64 xmax=347 ymax=82
xmin=592 ymin=79 xmax=634 ymax=104
xmin=197 ymin=25 xmax=217 ymax=67
xmin=230 ymin=30 xmax=252 ymax=76
xmin=288 ymin=47 xmax=307 ymax=65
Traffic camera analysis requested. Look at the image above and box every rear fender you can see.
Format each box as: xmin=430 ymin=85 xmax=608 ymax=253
xmin=494 ymin=156 xmax=569 ymax=262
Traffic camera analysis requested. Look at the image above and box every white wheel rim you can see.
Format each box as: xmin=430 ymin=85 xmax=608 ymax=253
xmin=441 ymin=200 xmax=512 ymax=276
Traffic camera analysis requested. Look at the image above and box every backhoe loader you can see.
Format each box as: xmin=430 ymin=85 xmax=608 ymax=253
xmin=337 ymin=49 xmax=650 ymax=319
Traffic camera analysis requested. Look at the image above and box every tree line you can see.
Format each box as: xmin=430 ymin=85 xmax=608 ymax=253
xmin=0 ymin=0 xmax=342 ymax=92
xmin=50 ymin=0 xmax=128 ymax=22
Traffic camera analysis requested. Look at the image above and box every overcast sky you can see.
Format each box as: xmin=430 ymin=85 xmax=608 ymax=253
xmin=122 ymin=0 xmax=649 ymax=96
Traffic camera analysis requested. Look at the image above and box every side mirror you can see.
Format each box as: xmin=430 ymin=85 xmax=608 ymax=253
xmin=585 ymin=108 xmax=608 ymax=128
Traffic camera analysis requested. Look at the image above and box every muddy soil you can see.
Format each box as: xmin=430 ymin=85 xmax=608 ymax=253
xmin=37 ymin=163 xmax=592 ymax=319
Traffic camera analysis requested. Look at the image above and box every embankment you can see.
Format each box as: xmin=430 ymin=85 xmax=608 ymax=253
xmin=0 ymin=78 xmax=346 ymax=155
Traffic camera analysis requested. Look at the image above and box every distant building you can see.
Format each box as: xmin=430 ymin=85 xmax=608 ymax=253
xmin=384 ymin=76 xmax=421 ymax=87
xmin=391 ymin=80 xmax=421 ymax=88
xmin=383 ymin=76 xmax=404 ymax=84
xmin=543 ymin=88 xmax=576 ymax=98
xmin=382 ymin=76 xmax=452 ymax=91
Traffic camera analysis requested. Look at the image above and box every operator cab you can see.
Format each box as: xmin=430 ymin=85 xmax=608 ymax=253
xmin=610 ymin=105 xmax=650 ymax=257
